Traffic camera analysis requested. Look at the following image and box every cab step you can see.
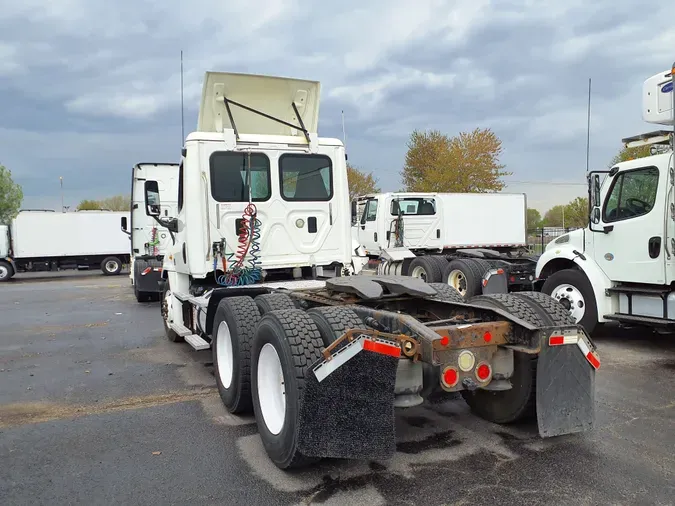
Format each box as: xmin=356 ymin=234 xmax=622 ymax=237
xmin=185 ymin=334 xmax=211 ymax=351
xmin=169 ymin=322 xmax=192 ymax=337
xmin=606 ymin=285 xmax=671 ymax=295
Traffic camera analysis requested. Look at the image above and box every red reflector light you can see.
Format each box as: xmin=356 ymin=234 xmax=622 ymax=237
xmin=476 ymin=362 xmax=491 ymax=381
xmin=586 ymin=351 xmax=601 ymax=370
xmin=442 ymin=367 xmax=458 ymax=387
xmin=141 ymin=267 xmax=152 ymax=275
xmin=483 ymin=331 xmax=492 ymax=343
xmin=362 ymin=339 xmax=401 ymax=358
xmin=509 ymin=276 xmax=515 ymax=282
xmin=440 ymin=335 xmax=449 ymax=346
xmin=497 ymin=268 xmax=504 ymax=275
xmin=549 ymin=336 xmax=564 ymax=346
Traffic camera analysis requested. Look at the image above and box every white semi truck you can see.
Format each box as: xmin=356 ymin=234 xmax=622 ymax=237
xmin=351 ymin=191 xmax=537 ymax=296
xmin=121 ymin=162 xmax=179 ymax=302
xmin=535 ymin=63 xmax=675 ymax=335
xmin=151 ymin=70 xmax=599 ymax=470
xmin=0 ymin=209 xmax=130 ymax=281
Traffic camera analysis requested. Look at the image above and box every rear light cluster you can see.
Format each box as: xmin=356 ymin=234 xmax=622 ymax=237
xmin=441 ymin=350 xmax=492 ymax=389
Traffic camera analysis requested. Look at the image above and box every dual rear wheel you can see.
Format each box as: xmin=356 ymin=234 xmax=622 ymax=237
xmin=210 ymin=293 xmax=362 ymax=468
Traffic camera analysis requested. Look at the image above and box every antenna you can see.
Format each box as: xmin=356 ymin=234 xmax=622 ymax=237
xmin=180 ymin=50 xmax=185 ymax=144
xmin=586 ymin=77 xmax=592 ymax=175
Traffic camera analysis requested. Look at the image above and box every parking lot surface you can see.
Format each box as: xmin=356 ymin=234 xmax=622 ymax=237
xmin=1 ymin=273 xmax=674 ymax=505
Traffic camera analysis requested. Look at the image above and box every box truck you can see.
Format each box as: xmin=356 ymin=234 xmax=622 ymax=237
xmin=0 ymin=210 xmax=131 ymax=281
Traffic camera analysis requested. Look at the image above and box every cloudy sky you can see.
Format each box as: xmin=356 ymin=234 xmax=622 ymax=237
xmin=1 ymin=0 xmax=672 ymax=214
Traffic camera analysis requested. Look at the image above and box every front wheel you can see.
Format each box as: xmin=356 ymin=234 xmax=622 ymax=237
xmin=541 ymin=268 xmax=598 ymax=334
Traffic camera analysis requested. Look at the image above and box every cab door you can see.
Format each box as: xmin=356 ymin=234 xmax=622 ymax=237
xmin=358 ymin=198 xmax=380 ymax=254
xmin=592 ymin=163 xmax=666 ymax=284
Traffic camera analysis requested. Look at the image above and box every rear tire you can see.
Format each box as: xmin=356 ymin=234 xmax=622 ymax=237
xmin=0 ymin=260 xmax=14 ymax=282
xmin=101 ymin=256 xmax=122 ymax=276
xmin=443 ymin=259 xmax=491 ymax=299
xmin=212 ymin=296 xmax=261 ymax=414
xmin=251 ymin=309 xmax=324 ymax=469
xmin=307 ymin=306 xmax=364 ymax=347
xmin=541 ymin=269 xmax=598 ymax=334
xmin=427 ymin=282 xmax=465 ymax=303
xmin=461 ymin=293 xmax=546 ymax=423
xmin=408 ymin=256 xmax=443 ymax=283
xmin=255 ymin=293 xmax=296 ymax=315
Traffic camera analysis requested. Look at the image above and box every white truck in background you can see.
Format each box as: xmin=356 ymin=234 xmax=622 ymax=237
xmin=351 ymin=192 xmax=537 ymax=297
xmin=535 ymin=63 xmax=675 ymax=334
xmin=121 ymin=162 xmax=179 ymax=302
xmin=148 ymin=70 xmax=599 ymax=471
xmin=0 ymin=209 xmax=130 ymax=281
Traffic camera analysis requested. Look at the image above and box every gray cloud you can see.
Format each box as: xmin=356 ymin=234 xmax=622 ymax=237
xmin=0 ymin=0 xmax=671 ymax=214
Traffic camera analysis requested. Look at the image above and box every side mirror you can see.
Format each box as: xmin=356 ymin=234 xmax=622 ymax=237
xmin=351 ymin=200 xmax=357 ymax=225
xmin=144 ymin=180 xmax=161 ymax=217
xmin=593 ymin=174 xmax=601 ymax=207
xmin=120 ymin=216 xmax=128 ymax=233
xmin=592 ymin=207 xmax=600 ymax=224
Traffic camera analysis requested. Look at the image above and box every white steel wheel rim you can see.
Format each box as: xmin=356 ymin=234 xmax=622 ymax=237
xmin=447 ymin=269 xmax=467 ymax=296
xmin=105 ymin=260 xmax=118 ymax=272
xmin=551 ymin=283 xmax=585 ymax=322
xmin=216 ymin=321 xmax=234 ymax=389
xmin=0 ymin=265 xmax=8 ymax=279
xmin=410 ymin=265 xmax=428 ymax=281
xmin=257 ymin=343 xmax=286 ymax=436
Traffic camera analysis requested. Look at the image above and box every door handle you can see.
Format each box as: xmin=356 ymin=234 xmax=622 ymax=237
xmin=649 ymin=236 xmax=661 ymax=259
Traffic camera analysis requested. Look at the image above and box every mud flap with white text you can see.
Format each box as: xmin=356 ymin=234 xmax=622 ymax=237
xmin=296 ymin=336 xmax=400 ymax=460
xmin=535 ymin=332 xmax=597 ymax=438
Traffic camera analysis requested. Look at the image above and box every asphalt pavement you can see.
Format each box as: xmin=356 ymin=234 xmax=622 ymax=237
xmin=0 ymin=272 xmax=673 ymax=505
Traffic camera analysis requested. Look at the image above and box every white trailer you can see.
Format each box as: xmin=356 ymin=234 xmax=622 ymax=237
xmin=535 ymin=63 xmax=675 ymax=334
xmin=149 ymin=70 xmax=598 ymax=470
xmin=0 ymin=210 xmax=131 ymax=281
xmin=351 ymin=191 xmax=537 ymax=298
xmin=120 ymin=162 xmax=179 ymax=302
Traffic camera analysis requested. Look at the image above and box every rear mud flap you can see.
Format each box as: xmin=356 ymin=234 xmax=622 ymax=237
xmin=535 ymin=337 xmax=596 ymax=437
xmin=296 ymin=341 xmax=400 ymax=460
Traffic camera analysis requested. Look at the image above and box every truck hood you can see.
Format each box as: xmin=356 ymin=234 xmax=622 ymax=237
xmin=197 ymin=71 xmax=320 ymax=137
xmin=545 ymin=228 xmax=584 ymax=252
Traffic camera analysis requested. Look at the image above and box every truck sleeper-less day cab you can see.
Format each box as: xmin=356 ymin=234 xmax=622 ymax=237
xmin=351 ymin=191 xmax=537 ymax=297
xmin=121 ymin=162 xmax=179 ymax=302
xmin=151 ymin=70 xmax=599 ymax=470
xmin=536 ymin=65 xmax=675 ymax=334
xmin=0 ymin=209 xmax=130 ymax=281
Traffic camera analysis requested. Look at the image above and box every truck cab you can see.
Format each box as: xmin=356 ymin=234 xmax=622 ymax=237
xmin=536 ymin=66 xmax=675 ymax=334
xmin=154 ymin=71 xmax=351 ymax=334
xmin=122 ymin=162 xmax=179 ymax=302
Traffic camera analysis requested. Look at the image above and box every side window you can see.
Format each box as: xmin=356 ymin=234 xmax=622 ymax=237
xmin=279 ymin=154 xmax=332 ymax=201
xmin=209 ymin=152 xmax=271 ymax=202
xmin=390 ymin=198 xmax=436 ymax=216
xmin=366 ymin=200 xmax=378 ymax=221
xmin=177 ymin=161 xmax=184 ymax=212
xmin=603 ymin=167 xmax=659 ymax=222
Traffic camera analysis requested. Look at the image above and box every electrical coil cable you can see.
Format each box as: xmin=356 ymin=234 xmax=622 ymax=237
xmin=213 ymin=152 xmax=263 ymax=286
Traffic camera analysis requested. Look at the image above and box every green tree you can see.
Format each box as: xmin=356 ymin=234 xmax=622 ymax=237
xmin=542 ymin=205 xmax=565 ymax=227
xmin=347 ymin=163 xmax=380 ymax=200
xmin=0 ymin=165 xmax=24 ymax=224
xmin=77 ymin=199 xmax=102 ymax=210
xmin=527 ymin=208 xmax=542 ymax=230
xmin=609 ymin=145 xmax=651 ymax=167
xmin=564 ymin=196 xmax=589 ymax=228
xmin=401 ymin=127 xmax=511 ymax=192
